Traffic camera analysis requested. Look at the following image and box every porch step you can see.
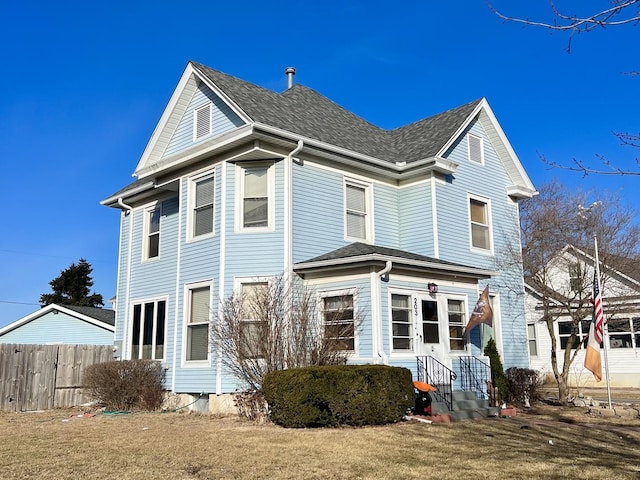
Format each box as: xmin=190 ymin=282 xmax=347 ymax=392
xmin=430 ymin=390 xmax=499 ymax=421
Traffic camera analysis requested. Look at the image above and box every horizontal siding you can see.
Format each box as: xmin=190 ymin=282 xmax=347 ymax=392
xmin=398 ymin=181 xmax=433 ymax=256
xmin=0 ymin=312 xmax=113 ymax=345
xmin=373 ymin=184 xmax=400 ymax=248
xmin=435 ymin=119 xmax=528 ymax=367
xmin=292 ymin=163 xmax=351 ymax=263
xmin=163 ymin=83 xmax=245 ymax=158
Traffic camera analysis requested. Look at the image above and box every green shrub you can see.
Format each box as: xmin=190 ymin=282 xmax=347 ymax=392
xmin=263 ymin=365 xmax=414 ymax=428
xmin=83 ymin=360 xmax=165 ymax=411
xmin=505 ymin=367 xmax=542 ymax=406
xmin=484 ymin=338 xmax=508 ymax=404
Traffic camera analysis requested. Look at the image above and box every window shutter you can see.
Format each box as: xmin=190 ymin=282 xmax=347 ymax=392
xmin=194 ymin=104 xmax=212 ymax=140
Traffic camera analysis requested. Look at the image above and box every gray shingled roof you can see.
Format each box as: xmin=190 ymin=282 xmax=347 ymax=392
xmin=296 ymin=242 xmax=492 ymax=277
xmin=191 ymin=62 xmax=480 ymax=164
xmin=63 ymin=306 xmax=116 ymax=327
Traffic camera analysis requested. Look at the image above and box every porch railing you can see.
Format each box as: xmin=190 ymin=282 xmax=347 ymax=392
xmin=416 ymin=356 xmax=457 ymax=411
xmin=458 ymin=355 xmax=491 ymax=402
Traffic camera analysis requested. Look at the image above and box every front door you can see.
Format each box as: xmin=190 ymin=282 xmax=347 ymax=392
xmin=415 ymin=294 xmax=446 ymax=365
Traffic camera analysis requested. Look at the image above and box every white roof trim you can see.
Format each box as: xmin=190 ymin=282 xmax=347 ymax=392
xmin=0 ymin=304 xmax=115 ymax=337
xmin=436 ymin=98 xmax=536 ymax=197
xmin=294 ymin=253 xmax=495 ymax=278
xmin=134 ymin=62 xmax=253 ymax=178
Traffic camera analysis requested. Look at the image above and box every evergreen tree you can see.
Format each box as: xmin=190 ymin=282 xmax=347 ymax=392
xmin=484 ymin=337 xmax=507 ymax=404
xmin=40 ymin=258 xmax=104 ymax=308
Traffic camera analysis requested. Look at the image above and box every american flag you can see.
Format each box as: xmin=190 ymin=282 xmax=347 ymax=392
xmin=592 ymin=271 xmax=604 ymax=344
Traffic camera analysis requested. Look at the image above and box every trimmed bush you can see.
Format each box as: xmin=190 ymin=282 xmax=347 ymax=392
xmin=506 ymin=367 xmax=542 ymax=406
xmin=484 ymin=338 xmax=508 ymax=403
xmin=263 ymin=365 xmax=414 ymax=428
xmin=83 ymin=360 xmax=165 ymax=411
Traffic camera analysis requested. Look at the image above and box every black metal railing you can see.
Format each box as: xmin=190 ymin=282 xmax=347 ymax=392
xmin=458 ymin=355 xmax=491 ymax=401
xmin=416 ymin=356 xmax=457 ymax=410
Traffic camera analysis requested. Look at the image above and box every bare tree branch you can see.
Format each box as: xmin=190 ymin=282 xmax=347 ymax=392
xmin=488 ymin=1 xmax=640 ymax=32
xmin=500 ymin=180 xmax=640 ymax=404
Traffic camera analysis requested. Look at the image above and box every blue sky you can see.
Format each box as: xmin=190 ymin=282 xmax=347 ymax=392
xmin=1 ymin=1 xmax=638 ymax=328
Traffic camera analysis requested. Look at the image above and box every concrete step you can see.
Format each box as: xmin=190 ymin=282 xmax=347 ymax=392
xmin=452 ymin=398 xmax=490 ymax=411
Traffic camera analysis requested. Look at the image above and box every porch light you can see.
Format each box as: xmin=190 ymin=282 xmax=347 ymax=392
xmin=428 ymin=283 xmax=438 ymax=293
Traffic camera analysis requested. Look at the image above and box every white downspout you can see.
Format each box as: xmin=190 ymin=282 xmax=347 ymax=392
xmin=117 ymin=198 xmax=134 ymax=360
xmin=373 ymin=260 xmax=392 ymax=365
xmin=284 ymin=140 xmax=303 ymax=278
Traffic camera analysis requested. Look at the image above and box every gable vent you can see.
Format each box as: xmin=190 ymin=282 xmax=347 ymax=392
xmin=194 ymin=103 xmax=212 ymax=140
xmin=468 ymin=134 xmax=484 ymax=165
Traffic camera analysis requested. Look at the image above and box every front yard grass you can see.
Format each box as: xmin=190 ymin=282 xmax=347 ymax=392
xmin=0 ymin=403 xmax=638 ymax=479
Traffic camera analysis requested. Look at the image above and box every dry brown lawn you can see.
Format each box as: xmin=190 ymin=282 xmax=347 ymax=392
xmin=0 ymin=404 xmax=639 ymax=480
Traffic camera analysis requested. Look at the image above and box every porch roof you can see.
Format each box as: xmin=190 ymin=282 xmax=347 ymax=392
xmin=294 ymin=242 xmax=495 ymax=279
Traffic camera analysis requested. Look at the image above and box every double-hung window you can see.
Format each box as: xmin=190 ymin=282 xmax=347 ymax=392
xmin=237 ymin=163 xmax=273 ymax=231
xmin=527 ymin=322 xmax=538 ymax=357
xmin=345 ymin=180 xmax=370 ymax=241
xmin=608 ymin=317 xmax=633 ymax=348
xmin=391 ymin=294 xmax=412 ymax=351
xmin=323 ymin=294 xmax=355 ymax=351
xmin=469 ymin=196 xmax=492 ymax=252
xmin=191 ymin=174 xmax=215 ymax=239
xmin=447 ymin=299 xmax=466 ymax=351
xmin=145 ymin=205 xmax=161 ymax=260
xmin=186 ymin=285 xmax=211 ymax=362
xmin=240 ymin=282 xmax=269 ymax=358
xmin=131 ymin=299 xmax=166 ymax=360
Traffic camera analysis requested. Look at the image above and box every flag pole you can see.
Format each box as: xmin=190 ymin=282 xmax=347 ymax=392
xmin=593 ymin=235 xmax=613 ymax=410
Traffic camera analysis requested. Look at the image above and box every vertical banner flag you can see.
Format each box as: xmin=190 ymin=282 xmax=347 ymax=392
xmin=464 ymin=285 xmax=493 ymax=336
xmin=584 ymin=271 xmax=603 ymax=382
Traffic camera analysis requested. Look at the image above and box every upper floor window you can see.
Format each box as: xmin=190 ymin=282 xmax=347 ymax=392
xmin=345 ymin=179 xmax=371 ymax=242
xmin=237 ymin=163 xmax=274 ymax=231
xmin=145 ymin=205 xmax=161 ymax=260
xmin=193 ymin=103 xmax=212 ymax=141
xmin=467 ymin=133 xmax=484 ymax=165
xmin=131 ymin=299 xmax=166 ymax=360
xmin=190 ymin=174 xmax=215 ymax=239
xmin=186 ymin=284 xmax=211 ymax=362
xmin=569 ymin=262 xmax=584 ymax=292
xmin=391 ymin=294 xmax=412 ymax=351
xmin=469 ymin=196 xmax=492 ymax=252
xmin=322 ymin=293 xmax=355 ymax=351
xmin=447 ymin=299 xmax=466 ymax=351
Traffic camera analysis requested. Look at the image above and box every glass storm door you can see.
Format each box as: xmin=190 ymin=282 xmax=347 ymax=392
xmin=415 ymin=295 xmax=445 ymax=363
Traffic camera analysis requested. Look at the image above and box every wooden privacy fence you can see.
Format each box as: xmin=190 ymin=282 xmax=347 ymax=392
xmin=0 ymin=344 xmax=114 ymax=411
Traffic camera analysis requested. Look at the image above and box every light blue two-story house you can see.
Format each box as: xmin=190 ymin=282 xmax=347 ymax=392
xmin=102 ymin=62 xmax=536 ymax=409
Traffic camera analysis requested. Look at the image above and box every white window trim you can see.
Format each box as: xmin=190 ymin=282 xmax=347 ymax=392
xmin=318 ymin=288 xmax=359 ymax=356
xmin=344 ymin=178 xmax=374 ymax=243
xmin=128 ymin=296 xmax=168 ymax=361
xmin=527 ymin=321 xmax=539 ymax=358
xmin=182 ymin=280 xmax=213 ymax=367
xmin=234 ymin=162 xmax=275 ymax=233
xmin=187 ymin=170 xmax=216 ymax=242
xmin=142 ymin=201 xmax=161 ymax=262
xmin=388 ymin=289 xmax=416 ymax=357
xmin=193 ymin=102 xmax=212 ymax=141
xmin=467 ymin=133 xmax=484 ymax=165
xmin=468 ymin=193 xmax=494 ymax=255
xmin=444 ymin=294 xmax=469 ymax=355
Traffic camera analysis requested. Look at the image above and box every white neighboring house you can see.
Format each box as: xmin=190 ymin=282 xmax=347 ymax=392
xmin=0 ymin=304 xmax=115 ymax=346
xmin=526 ymin=245 xmax=640 ymax=388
